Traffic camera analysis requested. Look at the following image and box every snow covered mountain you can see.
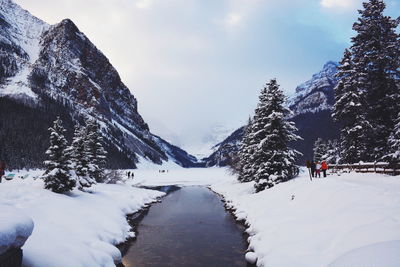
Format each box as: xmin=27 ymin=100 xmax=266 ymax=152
xmin=202 ymin=127 xmax=244 ymax=167
xmin=204 ymin=61 xmax=341 ymax=166
xmin=183 ymin=123 xmax=238 ymax=160
xmin=0 ymin=0 xmax=198 ymax=169
xmin=288 ymin=61 xmax=338 ymax=116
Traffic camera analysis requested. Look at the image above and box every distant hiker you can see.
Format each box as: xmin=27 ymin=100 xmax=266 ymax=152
xmin=310 ymin=161 xmax=316 ymax=178
xmin=131 ymin=172 xmax=134 ymax=178
xmin=306 ymin=160 xmax=312 ymax=181
xmin=321 ymin=161 xmax=328 ymax=178
xmin=0 ymin=161 xmax=5 ymax=183
xmin=316 ymin=162 xmax=322 ymax=178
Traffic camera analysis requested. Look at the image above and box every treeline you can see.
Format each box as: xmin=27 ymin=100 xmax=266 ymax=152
xmin=0 ymin=96 xmax=137 ymax=170
xmin=43 ymin=117 xmax=107 ymax=193
xmin=332 ymin=0 xmax=400 ymax=165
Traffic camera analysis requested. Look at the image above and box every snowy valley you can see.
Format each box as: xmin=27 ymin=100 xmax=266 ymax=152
xmin=2 ymin=168 xmax=400 ymax=267
xmin=1 ymin=0 xmax=400 ymax=267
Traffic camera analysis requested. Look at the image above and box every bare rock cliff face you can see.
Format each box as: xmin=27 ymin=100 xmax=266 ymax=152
xmin=0 ymin=0 xmax=199 ymax=169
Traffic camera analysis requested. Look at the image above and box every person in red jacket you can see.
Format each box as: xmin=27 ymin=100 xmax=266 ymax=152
xmin=321 ymin=161 xmax=328 ymax=178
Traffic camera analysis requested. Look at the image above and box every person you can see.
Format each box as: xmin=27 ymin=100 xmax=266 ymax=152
xmin=306 ymin=160 xmax=312 ymax=181
xmin=321 ymin=161 xmax=328 ymax=178
xmin=0 ymin=161 xmax=5 ymax=183
xmin=316 ymin=161 xmax=321 ymax=178
xmin=131 ymin=172 xmax=134 ymax=178
xmin=310 ymin=161 xmax=316 ymax=178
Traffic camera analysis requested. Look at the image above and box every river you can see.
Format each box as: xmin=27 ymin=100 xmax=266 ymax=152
xmin=120 ymin=186 xmax=252 ymax=267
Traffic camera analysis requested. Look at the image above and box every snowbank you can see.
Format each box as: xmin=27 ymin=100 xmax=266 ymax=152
xmin=0 ymin=205 xmax=33 ymax=254
xmin=128 ymin=167 xmax=233 ymax=187
xmin=0 ymin=177 xmax=164 ymax=267
xmin=210 ymin=169 xmax=400 ymax=267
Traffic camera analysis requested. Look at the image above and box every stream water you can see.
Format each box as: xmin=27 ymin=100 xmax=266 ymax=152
xmin=120 ymin=186 xmax=252 ymax=267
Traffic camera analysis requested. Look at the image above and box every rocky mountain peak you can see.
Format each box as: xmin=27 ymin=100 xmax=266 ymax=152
xmin=0 ymin=0 xmax=198 ymax=168
xmin=288 ymin=61 xmax=338 ymax=117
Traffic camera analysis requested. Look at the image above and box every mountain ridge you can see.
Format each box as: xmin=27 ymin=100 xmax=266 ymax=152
xmin=0 ymin=0 xmax=199 ymax=169
xmin=203 ymin=61 xmax=340 ymax=166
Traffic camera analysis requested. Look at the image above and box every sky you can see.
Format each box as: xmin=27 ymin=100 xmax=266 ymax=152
xmin=14 ymin=0 xmax=400 ymax=154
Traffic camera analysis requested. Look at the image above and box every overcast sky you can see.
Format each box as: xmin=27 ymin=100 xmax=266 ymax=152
xmin=14 ymin=0 xmax=400 ymax=153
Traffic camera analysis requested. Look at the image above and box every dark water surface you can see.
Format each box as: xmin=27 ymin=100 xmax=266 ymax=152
xmin=120 ymin=186 xmax=251 ymax=267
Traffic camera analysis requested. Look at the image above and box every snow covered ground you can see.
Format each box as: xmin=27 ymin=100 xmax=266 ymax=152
xmin=0 ymin=204 xmax=33 ymax=255
xmin=123 ymin=166 xmax=400 ymax=267
xmin=210 ymin=168 xmax=400 ymax=267
xmin=0 ymin=175 xmax=164 ymax=267
xmin=1 ymin=166 xmax=399 ymax=267
xmin=126 ymin=166 xmax=233 ymax=187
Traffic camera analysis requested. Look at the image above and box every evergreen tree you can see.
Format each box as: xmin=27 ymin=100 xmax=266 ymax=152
xmin=71 ymin=125 xmax=96 ymax=189
xmin=85 ymin=119 xmax=108 ymax=183
xmin=350 ymin=0 xmax=400 ymax=159
xmin=333 ymin=49 xmax=354 ymax=121
xmin=333 ymin=46 xmax=373 ymax=163
xmin=244 ymin=79 xmax=301 ymax=191
xmin=237 ymin=118 xmax=255 ymax=182
xmin=383 ymin=113 xmax=400 ymax=167
xmin=43 ymin=117 xmax=76 ymax=193
xmin=313 ymin=138 xmax=326 ymax=162
xmin=323 ymin=139 xmax=341 ymax=164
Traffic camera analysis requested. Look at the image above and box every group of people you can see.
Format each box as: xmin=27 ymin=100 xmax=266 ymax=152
xmin=126 ymin=171 xmax=134 ymax=179
xmin=306 ymin=160 xmax=328 ymax=179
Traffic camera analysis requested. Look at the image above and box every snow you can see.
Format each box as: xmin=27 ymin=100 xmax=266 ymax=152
xmin=135 ymin=155 xmax=182 ymax=170
xmin=2 ymin=166 xmax=399 ymax=267
xmin=0 ymin=0 xmax=49 ymax=99
xmin=128 ymin=167 xmax=233 ymax=187
xmin=210 ymin=168 xmax=400 ymax=267
xmin=245 ymin=251 xmax=258 ymax=264
xmin=0 ymin=174 xmax=164 ymax=266
xmin=0 ymin=204 xmax=33 ymax=254
xmin=0 ymin=67 xmax=38 ymax=99
xmin=328 ymin=240 xmax=400 ymax=267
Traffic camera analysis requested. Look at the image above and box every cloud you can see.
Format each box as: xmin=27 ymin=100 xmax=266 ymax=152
xmin=225 ymin=12 xmax=242 ymax=26
xmin=135 ymin=0 xmax=153 ymax=9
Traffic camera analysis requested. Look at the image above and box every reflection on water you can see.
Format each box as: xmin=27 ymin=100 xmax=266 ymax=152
xmin=121 ymin=186 xmax=252 ymax=267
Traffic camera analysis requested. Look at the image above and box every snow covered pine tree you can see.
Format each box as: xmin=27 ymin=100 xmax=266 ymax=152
xmin=313 ymin=138 xmax=327 ymax=162
xmin=85 ymin=119 xmax=107 ymax=183
xmin=334 ymin=0 xmax=400 ymax=162
xmin=324 ymin=139 xmax=341 ymax=164
xmin=333 ymin=48 xmax=372 ymax=163
xmin=237 ymin=118 xmax=254 ymax=182
xmin=71 ymin=125 xmax=96 ymax=189
xmin=239 ymin=79 xmax=301 ymax=192
xmin=384 ymin=114 xmax=400 ymax=170
xmin=43 ymin=117 xmax=76 ymax=193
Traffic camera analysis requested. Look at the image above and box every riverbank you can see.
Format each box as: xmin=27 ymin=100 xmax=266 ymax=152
xmin=0 ymin=177 xmax=164 ymax=267
xmin=210 ymin=169 xmax=400 ymax=267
